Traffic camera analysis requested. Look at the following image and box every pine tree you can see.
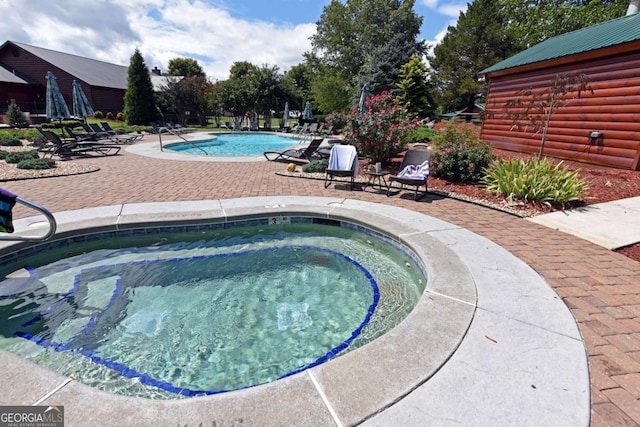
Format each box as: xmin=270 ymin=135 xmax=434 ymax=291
xmin=429 ymin=0 xmax=519 ymax=113
xmin=6 ymin=100 xmax=31 ymax=128
xmin=397 ymin=56 xmax=434 ymax=118
xmin=123 ymin=49 xmax=159 ymax=125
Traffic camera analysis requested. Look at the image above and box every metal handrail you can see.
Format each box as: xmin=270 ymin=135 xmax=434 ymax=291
xmin=0 ymin=197 xmax=57 ymax=241
xmin=157 ymin=127 xmax=209 ymax=156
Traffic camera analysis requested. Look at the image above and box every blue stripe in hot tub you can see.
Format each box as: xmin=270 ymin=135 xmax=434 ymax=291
xmin=12 ymin=245 xmax=379 ymax=396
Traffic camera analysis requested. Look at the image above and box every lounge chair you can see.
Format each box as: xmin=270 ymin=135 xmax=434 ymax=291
xmin=166 ymin=122 xmax=196 ymax=134
xmin=224 ymin=121 xmax=234 ymax=130
xmin=386 ymin=149 xmax=431 ymax=201
xmin=321 ymin=125 xmax=334 ymax=136
xmin=88 ymin=123 xmax=138 ymax=143
xmin=305 ymin=123 xmax=318 ymax=135
xmin=324 ymin=144 xmax=358 ymax=190
xmin=264 ymin=138 xmax=324 ymax=162
xmin=100 ymin=122 xmax=144 ymax=141
xmin=295 ymin=123 xmax=308 ymax=136
xmin=39 ymin=129 xmax=121 ymax=158
xmin=288 ymin=123 xmax=300 ymax=134
xmin=82 ymin=123 xmax=111 ymax=139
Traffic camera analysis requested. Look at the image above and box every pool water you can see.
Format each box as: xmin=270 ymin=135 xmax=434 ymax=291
xmin=0 ymin=220 xmax=426 ymax=399
xmin=166 ymin=133 xmax=305 ymax=156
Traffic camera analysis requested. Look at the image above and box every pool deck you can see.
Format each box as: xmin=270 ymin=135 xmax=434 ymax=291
xmin=1 ymin=133 xmax=640 ymax=426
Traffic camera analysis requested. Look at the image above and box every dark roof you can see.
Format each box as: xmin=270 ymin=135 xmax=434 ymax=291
xmin=9 ymin=41 xmax=128 ymax=89
xmin=481 ymin=12 xmax=640 ymax=75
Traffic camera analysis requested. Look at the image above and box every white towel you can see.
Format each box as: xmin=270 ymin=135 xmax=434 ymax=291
xmin=398 ymin=160 xmax=429 ymax=179
xmin=329 ymin=145 xmax=358 ymax=176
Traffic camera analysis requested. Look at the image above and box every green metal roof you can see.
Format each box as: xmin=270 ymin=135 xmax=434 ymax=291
xmin=481 ymin=12 xmax=640 ymax=75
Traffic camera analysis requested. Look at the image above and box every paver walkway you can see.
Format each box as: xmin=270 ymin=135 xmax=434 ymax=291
xmin=3 ymin=137 xmax=640 ymax=426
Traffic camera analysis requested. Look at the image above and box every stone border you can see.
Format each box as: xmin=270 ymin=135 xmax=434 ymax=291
xmin=0 ymin=197 xmax=589 ymax=426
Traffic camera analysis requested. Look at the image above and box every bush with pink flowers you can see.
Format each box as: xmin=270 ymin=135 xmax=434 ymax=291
xmin=344 ymin=91 xmax=416 ymax=163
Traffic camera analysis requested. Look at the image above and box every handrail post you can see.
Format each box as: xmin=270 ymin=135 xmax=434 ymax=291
xmin=0 ymin=197 xmax=57 ymax=242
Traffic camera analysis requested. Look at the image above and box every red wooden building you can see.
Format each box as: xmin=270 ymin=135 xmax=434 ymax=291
xmin=480 ymin=12 xmax=640 ymax=171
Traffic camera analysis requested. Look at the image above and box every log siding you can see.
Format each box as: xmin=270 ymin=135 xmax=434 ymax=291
xmin=481 ymin=51 xmax=640 ymax=170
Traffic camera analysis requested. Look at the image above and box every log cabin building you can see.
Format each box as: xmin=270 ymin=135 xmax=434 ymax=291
xmin=480 ymin=10 xmax=640 ymax=171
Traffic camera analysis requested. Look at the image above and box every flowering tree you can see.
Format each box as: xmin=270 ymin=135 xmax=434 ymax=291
xmin=344 ymin=91 xmax=416 ymax=163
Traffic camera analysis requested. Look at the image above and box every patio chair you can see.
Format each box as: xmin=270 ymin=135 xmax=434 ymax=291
xmin=100 ymin=122 xmax=144 ymax=141
xmin=288 ymin=123 xmax=300 ymax=134
xmin=82 ymin=123 xmax=111 ymax=139
xmin=295 ymin=123 xmax=308 ymax=136
xmin=386 ymin=149 xmax=431 ymax=201
xmin=324 ymin=144 xmax=358 ymax=190
xmin=40 ymin=129 xmax=121 ymax=158
xmin=264 ymin=138 xmax=324 ymax=162
xmin=321 ymin=125 xmax=334 ymax=136
xmin=306 ymin=123 xmax=318 ymax=135
xmin=88 ymin=123 xmax=138 ymax=143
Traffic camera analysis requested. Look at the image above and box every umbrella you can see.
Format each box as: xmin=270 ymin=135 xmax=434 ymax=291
xmin=358 ymin=83 xmax=369 ymax=112
xmin=302 ymin=101 xmax=313 ymax=120
xmin=45 ymin=71 xmax=71 ymax=124
xmin=284 ymin=102 xmax=290 ymax=122
xmin=72 ymin=80 xmax=94 ymax=120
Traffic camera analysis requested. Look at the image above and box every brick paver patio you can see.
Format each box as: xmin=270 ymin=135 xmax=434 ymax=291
xmin=3 ymin=137 xmax=640 ymax=426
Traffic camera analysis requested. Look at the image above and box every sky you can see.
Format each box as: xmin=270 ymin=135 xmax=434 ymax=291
xmin=0 ymin=0 xmax=467 ymax=80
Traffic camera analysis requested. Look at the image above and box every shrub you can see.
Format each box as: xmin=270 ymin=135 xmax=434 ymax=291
xmin=430 ymin=120 xmax=494 ymax=183
xmin=116 ymin=112 xmax=124 ymax=121
xmin=406 ymin=125 xmax=437 ymax=144
xmin=17 ymin=158 xmax=56 ymax=170
xmin=3 ymin=150 xmax=40 ymax=164
xmin=106 ymin=112 xmax=115 ymax=120
xmin=94 ymin=111 xmax=104 ymax=119
xmin=302 ymin=159 xmax=329 ymax=173
xmin=0 ymin=134 xmax=22 ymax=146
xmin=344 ymin=91 xmax=416 ymax=163
xmin=5 ymin=100 xmax=31 ymax=128
xmin=324 ymin=112 xmax=347 ymax=133
xmin=482 ymin=158 xmax=589 ymax=206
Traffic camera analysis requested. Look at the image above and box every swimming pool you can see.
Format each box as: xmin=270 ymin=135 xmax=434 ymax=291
xmin=0 ymin=217 xmax=425 ymax=399
xmin=165 ymin=133 xmax=305 ymax=156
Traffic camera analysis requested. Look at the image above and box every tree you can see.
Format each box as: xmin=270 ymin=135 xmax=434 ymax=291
xmin=167 ymin=57 xmax=206 ymax=77
xmin=282 ymin=62 xmax=313 ymax=111
xmin=310 ymin=0 xmax=426 ymax=110
xmin=358 ymin=5 xmax=426 ymax=93
xmin=253 ymin=65 xmax=287 ymax=125
xmin=213 ymin=61 xmax=294 ymax=126
xmin=309 ymin=62 xmax=352 ymax=113
xmin=123 ymin=49 xmax=159 ymax=125
xmin=5 ymin=100 xmax=30 ymax=128
xmin=156 ymin=76 xmax=212 ymax=125
xmin=500 ymin=72 xmax=593 ymax=159
xmin=429 ymin=0 xmax=519 ymax=114
xmin=502 ymin=0 xmax=629 ymax=48
xmin=396 ymin=56 xmax=434 ymax=119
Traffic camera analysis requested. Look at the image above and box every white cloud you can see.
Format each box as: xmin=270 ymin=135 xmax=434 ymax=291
xmin=422 ymin=0 xmax=439 ymax=8
xmin=438 ymin=3 xmax=467 ymax=18
xmin=0 ymin=0 xmax=316 ymax=81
